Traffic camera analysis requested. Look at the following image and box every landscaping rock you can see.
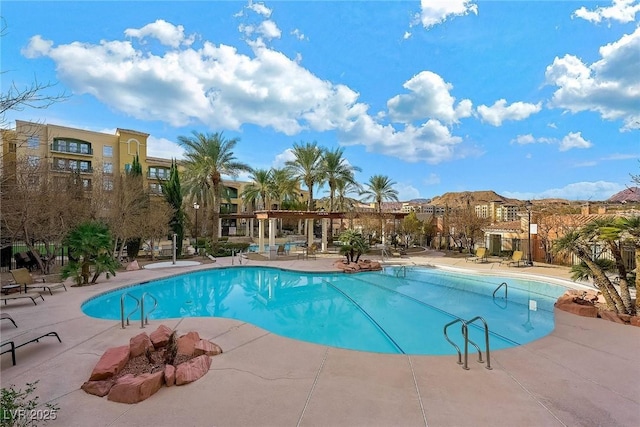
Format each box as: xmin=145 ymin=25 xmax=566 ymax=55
xmin=630 ymin=316 xmax=640 ymax=327
xmin=90 ymin=345 xmax=130 ymax=381
xmin=107 ymin=371 xmax=164 ymax=404
xmin=81 ymin=380 xmax=114 ymax=397
xmin=129 ymin=333 xmax=153 ymax=358
xmin=177 ymin=331 xmax=200 ymax=356
xmin=599 ymin=310 xmax=627 ymax=324
xmin=164 ymin=364 xmax=175 ymax=387
xmin=126 ymin=260 xmax=140 ymax=271
xmin=149 ymin=324 xmax=172 ymax=349
xmin=194 ymin=339 xmax=223 ymax=357
xmin=555 ymin=295 xmax=598 ymax=318
xmin=175 ymin=355 xmax=211 ymax=385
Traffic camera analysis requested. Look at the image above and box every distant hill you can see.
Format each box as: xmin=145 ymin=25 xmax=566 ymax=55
xmin=608 ymin=187 xmax=640 ymax=203
xmin=430 ymin=191 xmax=519 ymax=208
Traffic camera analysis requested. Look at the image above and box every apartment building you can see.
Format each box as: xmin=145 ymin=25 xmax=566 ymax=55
xmin=2 ymin=120 xmax=311 ymax=236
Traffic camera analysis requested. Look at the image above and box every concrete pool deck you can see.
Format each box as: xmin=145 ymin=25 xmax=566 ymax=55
xmin=1 ymin=250 xmax=638 ymax=426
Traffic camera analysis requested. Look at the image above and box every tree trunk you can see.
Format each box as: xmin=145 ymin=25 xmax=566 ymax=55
xmin=609 ymin=242 xmax=633 ymax=314
xmin=636 ymin=246 xmax=640 ymax=313
xmin=582 ymin=256 xmax=625 ymax=313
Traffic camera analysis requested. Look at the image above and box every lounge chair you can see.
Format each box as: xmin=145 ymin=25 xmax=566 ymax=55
xmin=276 ymin=245 xmax=288 ymax=256
xmin=466 ymin=247 xmax=487 ymax=263
xmin=1 ymin=292 xmax=44 ymax=306
xmin=1 ymin=313 xmax=17 ymax=327
xmin=10 ymin=268 xmax=67 ymax=295
xmin=501 ymin=251 xmax=524 ymax=267
xmin=306 ymin=244 xmax=317 ymax=260
xmin=1 ymin=331 xmax=61 ymax=366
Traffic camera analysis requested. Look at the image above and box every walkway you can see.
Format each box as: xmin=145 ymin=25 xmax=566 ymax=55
xmin=1 ymin=250 xmax=638 ymax=426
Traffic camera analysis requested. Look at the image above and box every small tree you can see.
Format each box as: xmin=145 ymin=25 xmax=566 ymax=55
xmin=61 ymin=221 xmax=117 ymax=285
xmin=338 ymin=229 xmax=369 ymax=263
xmin=161 ymin=160 xmax=185 ymax=256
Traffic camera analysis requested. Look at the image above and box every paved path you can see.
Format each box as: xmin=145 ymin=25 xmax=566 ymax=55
xmin=1 ymin=251 xmax=638 ymax=426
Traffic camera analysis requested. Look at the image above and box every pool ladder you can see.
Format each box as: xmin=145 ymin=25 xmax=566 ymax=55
xmin=395 ymin=266 xmax=407 ymax=278
xmin=120 ymin=292 xmax=158 ymax=329
xmin=492 ymin=282 xmax=508 ymax=309
xmin=443 ymin=316 xmax=492 ymax=370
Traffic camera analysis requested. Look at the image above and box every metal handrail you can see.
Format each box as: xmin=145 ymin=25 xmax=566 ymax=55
xmin=493 ymin=282 xmax=508 ymax=299
xmin=443 ymin=315 xmax=492 ymax=370
xmin=140 ymin=292 xmax=158 ymax=328
xmin=395 ymin=266 xmax=406 ymax=278
xmin=120 ymin=293 xmax=140 ymax=329
xmin=443 ymin=318 xmax=465 ymax=367
xmin=466 ymin=316 xmax=492 ymax=370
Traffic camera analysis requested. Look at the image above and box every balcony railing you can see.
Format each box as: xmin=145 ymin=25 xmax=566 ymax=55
xmin=52 ymin=165 xmax=94 ymax=174
xmin=50 ymin=144 xmax=94 ymax=156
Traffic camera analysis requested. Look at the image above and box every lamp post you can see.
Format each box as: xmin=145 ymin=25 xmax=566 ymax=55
xmin=193 ymin=202 xmax=200 ymax=256
xmin=525 ymin=200 xmax=533 ymax=266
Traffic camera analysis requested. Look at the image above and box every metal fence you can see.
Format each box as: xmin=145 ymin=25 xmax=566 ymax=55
xmin=0 ymin=242 xmax=69 ymax=272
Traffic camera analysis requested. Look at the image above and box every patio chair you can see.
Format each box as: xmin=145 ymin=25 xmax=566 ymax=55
xmin=14 ymin=252 xmax=37 ymax=271
xmin=1 ymin=292 xmax=44 ymax=306
xmin=277 ymin=245 xmax=288 ymax=256
xmin=466 ymin=247 xmax=487 ymax=263
xmin=1 ymin=312 xmax=17 ymax=327
xmin=501 ymin=251 xmax=524 ymax=267
xmin=9 ymin=268 xmax=67 ymax=295
xmin=1 ymin=331 xmax=61 ymax=366
xmin=307 ymin=244 xmax=318 ymax=260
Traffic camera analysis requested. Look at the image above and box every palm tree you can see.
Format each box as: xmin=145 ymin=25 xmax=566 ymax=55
xmin=321 ymin=147 xmax=361 ymax=238
xmin=612 ymin=216 xmax=640 ymax=313
xmin=61 ymin=221 xmax=117 ymax=285
xmin=179 ymin=132 xmax=251 ymax=241
xmin=553 ymin=229 xmax=625 ymax=313
xmin=242 ymin=169 xmax=272 ymax=211
xmin=270 ymin=167 xmax=299 ymax=209
xmin=336 ymin=180 xmax=361 ymax=230
xmin=338 ymin=229 xmax=369 ymax=263
xmin=360 ymin=175 xmax=399 ymax=242
xmin=582 ymin=218 xmax=634 ymax=314
xmin=285 ymin=142 xmax=323 ymax=211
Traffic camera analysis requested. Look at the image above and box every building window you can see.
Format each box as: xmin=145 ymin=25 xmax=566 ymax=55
xmin=150 ymin=183 xmax=164 ymax=194
xmin=148 ymin=167 xmax=170 ymax=180
xmin=104 ymin=179 xmax=114 ymax=191
xmin=82 ymin=179 xmax=91 ymax=190
xmin=52 ymin=138 xmax=92 ymax=155
xmin=27 ymin=136 xmax=39 ymax=149
xmin=27 ymin=155 xmax=40 ymax=167
xmin=103 ymin=162 xmax=113 ymax=174
xmin=103 ymin=145 xmax=113 ymax=157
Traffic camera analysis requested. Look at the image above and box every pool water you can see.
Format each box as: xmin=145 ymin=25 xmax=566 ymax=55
xmin=82 ymin=266 xmax=568 ymax=355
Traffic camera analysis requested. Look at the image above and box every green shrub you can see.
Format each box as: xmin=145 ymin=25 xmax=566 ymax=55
xmin=1 ymin=381 xmax=59 ymax=426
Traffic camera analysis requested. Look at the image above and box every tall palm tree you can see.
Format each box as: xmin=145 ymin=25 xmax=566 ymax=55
xmin=612 ymin=216 xmax=640 ymax=313
xmin=336 ymin=180 xmax=361 ymax=230
xmin=321 ymin=147 xmax=361 ymax=238
xmin=242 ymin=169 xmax=272 ymax=211
xmin=270 ymin=167 xmax=299 ymax=210
xmin=360 ymin=175 xmax=399 ymax=242
xmin=179 ymin=131 xmax=251 ymax=241
xmin=285 ymin=142 xmax=323 ymax=211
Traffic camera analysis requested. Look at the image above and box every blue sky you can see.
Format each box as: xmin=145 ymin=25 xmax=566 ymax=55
xmin=2 ymin=1 xmax=639 ymax=202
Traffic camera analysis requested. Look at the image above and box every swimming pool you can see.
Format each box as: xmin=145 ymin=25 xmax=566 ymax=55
xmin=82 ymin=266 xmax=569 ymax=355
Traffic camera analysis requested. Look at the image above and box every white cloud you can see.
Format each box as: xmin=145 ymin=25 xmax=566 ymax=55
xmin=545 ymin=26 xmax=640 ymax=131
xmin=272 ymin=148 xmax=295 ymax=168
xmin=23 ymin=18 xmax=473 ymax=165
xmin=403 ymin=32 xmax=412 ymax=40
xmin=387 ymin=71 xmax=473 ymax=124
xmin=291 ymin=29 xmax=306 ymax=41
xmin=559 ymin=132 xmax=593 ymax=151
xmin=503 ymin=181 xmax=624 ymax=201
xmin=477 ymin=99 xmax=542 ymax=126
xmin=395 ymin=183 xmax=421 ymax=201
xmin=573 ymin=0 xmax=640 ymax=24
xmin=248 ymin=1 xmax=272 ymax=17
xmin=511 ymin=132 xmax=592 ymax=151
xmin=124 ymin=20 xmax=194 ymax=48
xmin=257 ymin=20 xmax=281 ymax=39
xmin=414 ymin=0 xmax=478 ymax=29
xmin=147 ymin=136 xmax=185 ymax=159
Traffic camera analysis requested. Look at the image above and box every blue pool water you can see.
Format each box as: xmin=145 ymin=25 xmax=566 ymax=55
xmin=82 ymin=266 xmax=569 ymax=355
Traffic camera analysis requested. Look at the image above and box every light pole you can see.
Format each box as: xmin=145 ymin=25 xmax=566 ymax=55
xmin=525 ymin=200 xmax=533 ymax=266
xmin=193 ymin=202 xmax=200 ymax=256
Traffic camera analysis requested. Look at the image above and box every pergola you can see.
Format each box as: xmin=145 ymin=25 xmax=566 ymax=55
xmin=220 ymin=210 xmax=407 ymax=257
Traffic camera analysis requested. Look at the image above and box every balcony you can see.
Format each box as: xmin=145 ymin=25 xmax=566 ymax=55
xmin=52 ymin=165 xmax=93 ymax=174
xmin=50 ymin=143 xmax=94 ymax=156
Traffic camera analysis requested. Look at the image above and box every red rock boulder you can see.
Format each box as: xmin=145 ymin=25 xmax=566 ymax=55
xmin=194 ymin=340 xmax=223 ymax=357
xmin=177 ymin=331 xmax=200 ymax=357
xmin=149 ymin=324 xmax=173 ymax=349
xmin=129 ymin=332 xmax=153 ymax=357
xmin=81 ymin=380 xmax=114 ymax=397
xmin=164 ymin=364 xmax=176 ymax=387
xmin=554 ymin=295 xmax=598 ymax=318
xmin=107 ymin=371 xmax=165 ymax=404
xmin=175 ymin=354 xmax=212 ymax=386
xmin=90 ymin=345 xmax=130 ymax=381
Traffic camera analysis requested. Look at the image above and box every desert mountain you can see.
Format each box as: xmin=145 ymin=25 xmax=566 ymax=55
xmin=607 ymin=187 xmax=640 ymax=203
xmin=429 ymin=190 xmax=520 ymax=208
